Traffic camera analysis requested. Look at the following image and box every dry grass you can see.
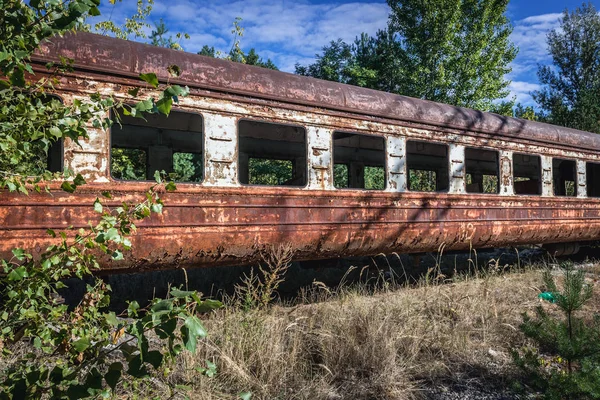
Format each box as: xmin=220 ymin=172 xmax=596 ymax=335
xmin=166 ymin=268 xmax=555 ymax=400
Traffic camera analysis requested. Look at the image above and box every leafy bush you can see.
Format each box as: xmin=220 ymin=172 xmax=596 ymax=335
xmin=0 ymin=2 xmax=220 ymax=398
xmin=513 ymin=263 xmax=600 ymax=399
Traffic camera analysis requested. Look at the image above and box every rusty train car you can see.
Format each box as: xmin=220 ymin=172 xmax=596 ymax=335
xmin=2 ymin=31 xmax=600 ymax=273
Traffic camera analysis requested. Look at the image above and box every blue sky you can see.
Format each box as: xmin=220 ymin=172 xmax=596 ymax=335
xmin=91 ymin=0 xmax=599 ymax=107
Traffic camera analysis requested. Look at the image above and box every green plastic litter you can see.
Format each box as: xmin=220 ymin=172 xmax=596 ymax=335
xmin=538 ymin=292 xmax=556 ymax=303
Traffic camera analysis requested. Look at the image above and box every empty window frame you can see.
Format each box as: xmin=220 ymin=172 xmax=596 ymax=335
xmin=465 ymin=148 xmax=499 ymax=194
xmin=553 ymin=158 xmax=577 ymax=196
xmin=238 ymin=120 xmax=307 ymax=187
xmin=332 ymin=132 xmax=386 ymax=190
xmin=406 ymin=140 xmax=449 ymax=192
xmin=111 ymin=109 xmax=203 ymax=182
xmin=513 ymin=153 xmax=541 ymax=195
xmin=587 ymin=162 xmax=600 ymax=197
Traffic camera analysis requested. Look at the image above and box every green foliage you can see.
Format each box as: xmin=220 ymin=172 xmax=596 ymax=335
xmin=148 ymin=18 xmax=189 ymax=50
xmin=409 ymin=170 xmax=437 ymax=192
xmin=111 ymin=148 xmax=147 ymax=180
xmin=198 ymin=45 xmax=217 ymax=58
xmin=234 ymin=244 xmax=293 ymax=310
xmin=297 ymin=0 xmax=516 ymax=112
xmin=197 ymin=18 xmax=278 ymax=70
xmin=333 ymin=164 xmax=349 ymax=188
xmin=0 ymin=181 xmax=221 ymax=398
xmin=93 ymin=0 xmax=154 ymax=40
xmin=365 ymin=166 xmax=385 ymax=190
xmin=514 ymin=103 xmax=539 ymax=121
xmin=0 ymin=2 xmax=220 ymax=398
xmin=248 ymin=158 xmax=292 ymax=185
xmin=513 ymin=263 xmax=600 ymax=399
xmin=532 ymin=3 xmax=600 ymax=133
xmin=173 ymin=152 xmax=203 ymax=182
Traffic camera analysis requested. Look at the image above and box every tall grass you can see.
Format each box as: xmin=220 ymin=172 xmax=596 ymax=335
xmin=168 ymin=263 xmax=551 ymax=399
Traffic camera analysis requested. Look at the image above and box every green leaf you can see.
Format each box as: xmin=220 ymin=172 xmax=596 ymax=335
xmin=104 ymin=228 xmax=119 ymax=241
xmin=10 ymin=66 xmax=25 ymax=87
xmin=165 ymin=182 xmax=177 ymax=192
xmin=72 ymin=337 xmax=91 ymax=352
xmin=164 ymin=85 xmax=187 ymax=97
xmin=153 ymin=170 xmax=162 ymax=183
xmin=151 ymin=203 xmax=163 ymax=213
xmin=111 ymin=250 xmax=124 ymax=261
xmin=61 ymin=181 xmax=76 ymax=193
xmin=151 ymin=299 xmax=173 ymax=313
xmin=7 ymin=266 xmax=28 ymax=281
xmin=170 ymin=288 xmax=196 ymax=298
xmin=73 ymin=174 xmax=86 ymax=186
xmin=239 ymin=392 xmax=252 ymax=400
xmin=156 ymin=97 xmax=172 ymax=115
xmin=196 ymin=299 xmax=224 ymax=313
xmin=128 ymin=87 xmax=140 ymax=97
xmin=139 ymin=72 xmax=159 ymax=88
xmin=104 ymin=363 xmax=122 ymax=390
xmin=94 ymin=198 xmax=103 ymax=213
xmin=127 ymin=355 xmax=147 ymax=378
xmin=181 ymin=316 xmax=207 ymax=352
xmin=105 ymin=312 xmax=119 ymax=326
xmin=146 ymin=351 xmax=163 ymax=369
xmin=134 ymin=99 xmax=153 ymax=112
xmin=12 ymin=248 xmax=26 ymax=261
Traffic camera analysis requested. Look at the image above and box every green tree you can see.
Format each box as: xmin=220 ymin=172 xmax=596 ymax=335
xmin=297 ymin=0 xmax=517 ymax=112
xmin=198 ymin=45 xmax=217 ymax=57
xmin=148 ymin=18 xmax=189 ymax=50
xmin=93 ymin=0 xmax=154 ymax=40
xmin=532 ymin=3 xmax=600 ymax=133
xmin=197 ymin=18 xmax=278 ymax=70
xmin=514 ymin=263 xmax=600 ymax=398
xmin=514 ymin=103 xmax=538 ymax=121
xmin=149 ymin=18 xmax=174 ymax=48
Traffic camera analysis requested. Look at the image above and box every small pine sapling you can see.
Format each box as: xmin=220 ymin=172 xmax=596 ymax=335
xmin=513 ymin=262 xmax=600 ymax=399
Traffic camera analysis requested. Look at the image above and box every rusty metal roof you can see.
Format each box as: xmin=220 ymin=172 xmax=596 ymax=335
xmin=33 ymin=31 xmax=600 ymax=151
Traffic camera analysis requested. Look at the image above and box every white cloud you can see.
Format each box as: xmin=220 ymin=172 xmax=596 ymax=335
xmin=510 ymin=12 xmax=561 ymax=69
xmin=92 ymin=0 xmax=389 ymax=71
xmin=507 ymin=12 xmax=562 ymax=106
xmin=508 ymin=80 xmax=542 ymax=106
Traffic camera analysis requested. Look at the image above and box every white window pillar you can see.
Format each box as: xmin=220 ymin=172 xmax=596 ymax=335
xmin=499 ymin=151 xmax=514 ymax=196
xmin=386 ymin=136 xmax=406 ymax=192
xmin=577 ymin=160 xmax=587 ymax=198
xmin=203 ymin=114 xmax=239 ymax=187
xmin=307 ymin=126 xmax=333 ymax=190
xmin=449 ymin=144 xmax=465 ymax=194
xmin=541 ymin=156 xmax=553 ymax=197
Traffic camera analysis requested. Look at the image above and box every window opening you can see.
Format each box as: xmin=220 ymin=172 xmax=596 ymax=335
xmin=513 ymin=153 xmax=541 ymax=195
xmin=238 ymin=120 xmax=306 ymax=186
xmin=465 ymin=147 xmax=499 ymax=194
xmin=111 ymin=148 xmax=147 ymax=180
xmin=587 ymin=162 xmax=600 ymax=197
xmin=553 ymin=158 xmax=577 ymax=197
xmin=334 ymin=164 xmax=349 ymax=188
xmin=248 ymin=158 xmax=293 ymax=185
xmin=407 ymin=140 xmax=449 ymax=192
xmin=111 ymin=109 xmax=203 ymax=182
xmin=332 ymin=132 xmax=386 ymax=190
xmin=173 ymin=152 xmax=203 ymax=182
xmin=12 ymin=95 xmax=64 ymax=176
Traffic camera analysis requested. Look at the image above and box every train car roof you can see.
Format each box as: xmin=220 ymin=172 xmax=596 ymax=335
xmin=33 ymin=31 xmax=600 ymax=151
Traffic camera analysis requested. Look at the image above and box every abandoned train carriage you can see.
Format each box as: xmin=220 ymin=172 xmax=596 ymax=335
xmin=1 ymin=31 xmax=599 ymax=272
